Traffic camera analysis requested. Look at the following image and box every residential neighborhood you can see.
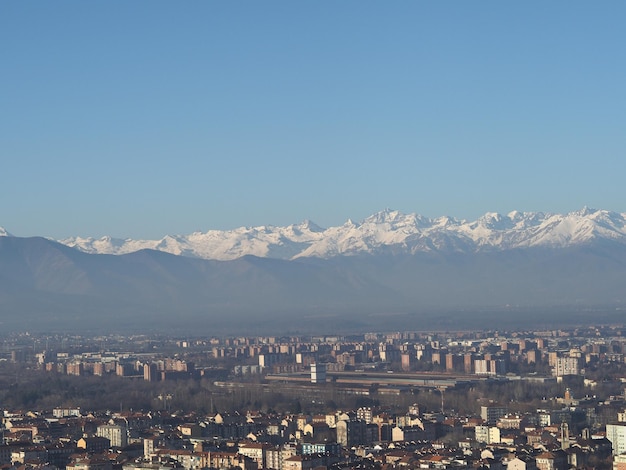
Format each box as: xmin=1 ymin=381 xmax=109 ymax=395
xmin=2 ymin=326 xmax=626 ymax=469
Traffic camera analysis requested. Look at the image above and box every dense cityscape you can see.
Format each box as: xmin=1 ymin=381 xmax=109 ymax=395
xmin=2 ymin=325 xmax=626 ymax=469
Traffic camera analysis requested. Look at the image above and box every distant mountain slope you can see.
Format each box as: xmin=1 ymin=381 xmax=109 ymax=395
xmin=0 ymin=233 xmax=625 ymax=334
xmin=0 ymin=236 xmax=400 ymax=332
xmin=42 ymin=208 xmax=626 ymax=261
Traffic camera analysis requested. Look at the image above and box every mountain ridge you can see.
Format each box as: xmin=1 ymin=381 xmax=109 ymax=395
xmin=3 ymin=207 xmax=624 ymax=261
xmin=1 ymin=232 xmax=626 ymax=333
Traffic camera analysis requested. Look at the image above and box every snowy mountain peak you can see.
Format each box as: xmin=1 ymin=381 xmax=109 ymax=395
xmin=365 ymin=208 xmax=407 ymax=224
xmin=507 ymin=210 xmax=525 ymax=222
xmin=434 ymin=215 xmax=458 ymax=227
xmin=475 ymin=212 xmax=514 ymax=231
xmin=26 ymin=207 xmax=626 ymax=261
xmin=294 ymin=220 xmax=324 ymax=233
xmin=574 ymin=206 xmax=597 ymax=217
xmin=477 ymin=211 xmax=503 ymax=223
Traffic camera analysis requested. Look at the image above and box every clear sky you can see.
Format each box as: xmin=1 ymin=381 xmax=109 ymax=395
xmin=2 ymin=1 xmax=625 ymax=239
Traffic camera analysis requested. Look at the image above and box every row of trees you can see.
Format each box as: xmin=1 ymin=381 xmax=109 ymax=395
xmin=0 ymin=360 xmax=621 ymax=419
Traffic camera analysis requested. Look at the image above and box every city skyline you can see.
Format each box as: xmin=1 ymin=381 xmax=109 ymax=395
xmin=2 ymin=2 xmax=626 ymax=239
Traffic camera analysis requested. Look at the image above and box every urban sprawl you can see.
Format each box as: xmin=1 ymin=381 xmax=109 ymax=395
xmin=3 ymin=326 xmax=626 ymax=469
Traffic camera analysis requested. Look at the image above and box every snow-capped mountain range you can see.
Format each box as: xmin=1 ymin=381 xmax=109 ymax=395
xmin=2 ymin=208 xmax=626 ymax=261
xmin=2 ymin=207 xmax=626 ymax=333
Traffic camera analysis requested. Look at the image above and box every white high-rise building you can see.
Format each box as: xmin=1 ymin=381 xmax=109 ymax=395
xmin=553 ymin=357 xmax=580 ymax=377
xmin=311 ymin=363 xmax=326 ymax=384
xmin=480 ymin=405 xmax=507 ymax=425
xmin=606 ymin=423 xmax=626 ymax=456
xmin=97 ymin=424 xmax=128 ymax=448
xmin=475 ymin=425 xmax=500 ymax=444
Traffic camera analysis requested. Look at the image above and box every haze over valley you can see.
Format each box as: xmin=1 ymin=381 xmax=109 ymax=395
xmin=1 ymin=208 xmax=625 ymax=334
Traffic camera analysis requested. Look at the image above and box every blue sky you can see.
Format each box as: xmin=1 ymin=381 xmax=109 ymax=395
xmin=2 ymin=2 xmax=625 ymax=239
